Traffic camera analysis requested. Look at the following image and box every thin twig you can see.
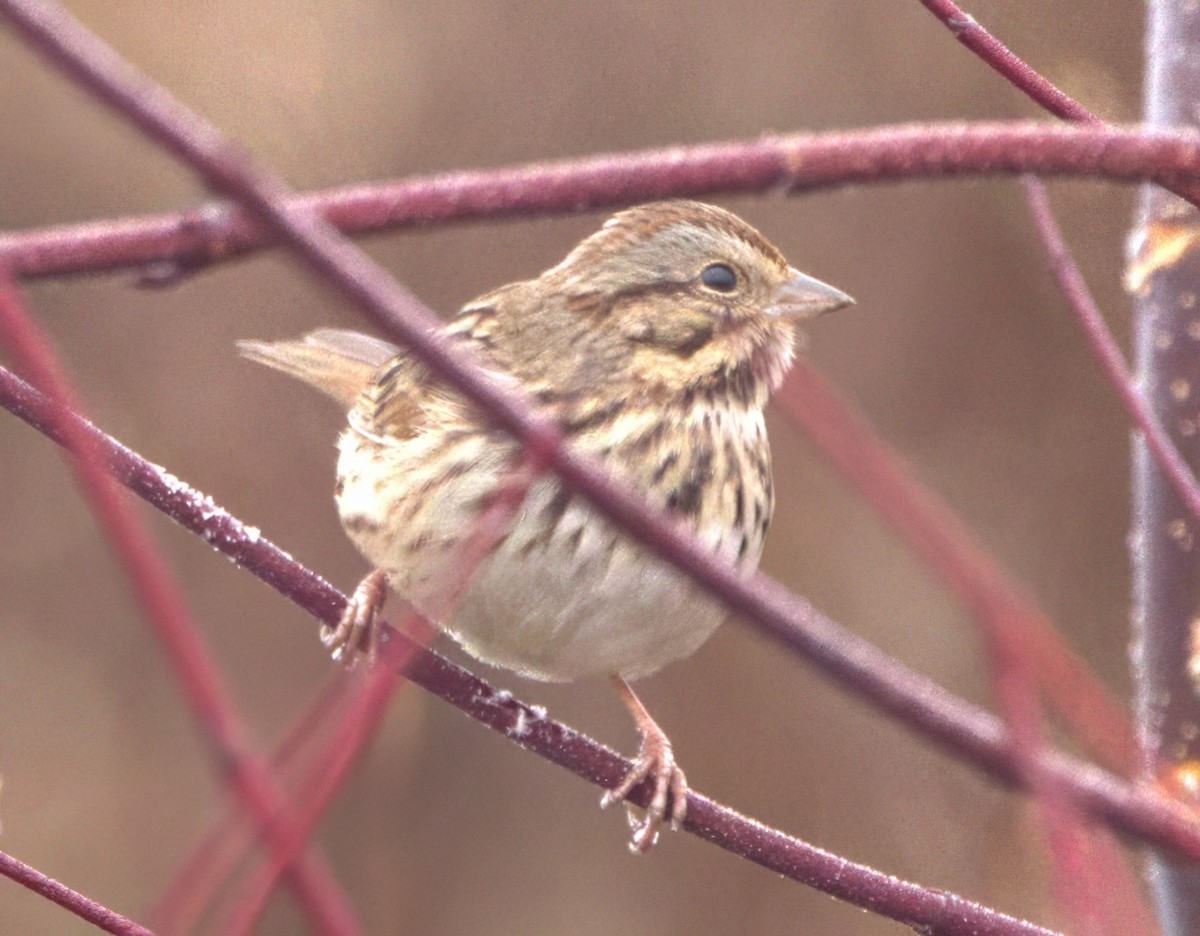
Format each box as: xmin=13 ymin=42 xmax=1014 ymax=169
xmin=221 ymin=641 xmax=412 ymax=936
xmin=0 ymin=366 xmax=1061 ymax=936
xmin=778 ymin=364 xmax=1151 ymax=933
xmin=0 ymin=272 xmax=360 ymax=935
xmin=916 ymin=0 xmax=1097 ymax=122
xmin=148 ymin=674 xmax=360 ymax=933
xmin=917 ymin=0 xmax=1200 ymax=537
xmin=0 ymin=849 xmax=155 ymax=936
xmin=778 ymin=362 xmax=1136 ymax=772
xmin=1023 ymin=178 xmax=1200 ymax=536
xmin=4 ymin=122 xmax=1200 ymax=282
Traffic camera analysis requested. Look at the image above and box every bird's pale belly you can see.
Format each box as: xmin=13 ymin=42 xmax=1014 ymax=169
xmin=448 ymin=492 xmax=733 ymax=681
xmin=334 ymin=427 xmax=760 ymax=682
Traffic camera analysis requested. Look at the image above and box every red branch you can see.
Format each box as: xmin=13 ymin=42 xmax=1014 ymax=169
xmin=920 ymin=0 xmax=1200 ymax=537
xmin=4 ymin=122 xmax=1200 ymax=282
xmin=0 ymin=273 xmax=361 ymax=934
xmin=0 ymin=850 xmax=154 ymax=936
xmin=779 ymin=361 xmax=1148 ymax=927
xmin=221 ymin=641 xmax=414 ymax=936
xmin=1024 ymin=178 xmax=1200 ymax=546
xmin=917 ymin=0 xmax=1098 ymax=122
xmin=778 ymin=365 xmax=1143 ymax=932
xmin=149 ymin=674 xmax=362 ymax=933
xmin=779 ymin=362 xmax=1136 ymax=772
xmin=914 ymin=3 xmax=1158 ymax=931
xmin=0 ymin=364 xmax=1059 ymax=936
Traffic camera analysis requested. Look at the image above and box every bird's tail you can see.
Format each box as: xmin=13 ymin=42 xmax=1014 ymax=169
xmin=237 ymin=329 xmax=398 ymax=408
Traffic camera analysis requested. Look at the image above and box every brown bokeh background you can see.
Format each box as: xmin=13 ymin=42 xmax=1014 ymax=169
xmin=0 ymin=2 xmax=1145 ymax=933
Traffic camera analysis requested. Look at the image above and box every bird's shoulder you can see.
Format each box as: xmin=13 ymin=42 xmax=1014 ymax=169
xmin=355 ymin=288 xmax=524 ymax=441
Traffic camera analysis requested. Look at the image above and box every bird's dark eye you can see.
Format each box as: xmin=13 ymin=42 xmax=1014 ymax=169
xmin=700 ymin=262 xmax=738 ymax=292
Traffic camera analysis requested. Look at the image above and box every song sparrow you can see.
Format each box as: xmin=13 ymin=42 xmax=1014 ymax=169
xmin=239 ymin=200 xmax=852 ymax=852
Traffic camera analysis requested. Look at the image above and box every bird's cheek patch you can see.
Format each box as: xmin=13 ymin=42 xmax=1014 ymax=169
xmin=622 ymin=309 xmax=715 ymax=357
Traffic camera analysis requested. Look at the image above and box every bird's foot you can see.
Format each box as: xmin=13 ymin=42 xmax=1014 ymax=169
xmin=602 ymin=709 xmax=688 ymax=853
xmin=321 ymin=569 xmax=388 ymax=666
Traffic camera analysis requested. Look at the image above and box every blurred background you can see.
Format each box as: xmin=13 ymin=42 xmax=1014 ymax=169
xmin=0 ymin=1 xmax=1145 ymax=933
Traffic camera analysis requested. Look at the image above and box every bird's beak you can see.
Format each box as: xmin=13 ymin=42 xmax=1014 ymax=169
xmin=766 ymin=268 xmax=854 ymax=320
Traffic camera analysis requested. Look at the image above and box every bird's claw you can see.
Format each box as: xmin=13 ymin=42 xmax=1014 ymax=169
xmin=321 ymin=569 xmax=387 ymax=667
xmin=601 ymin=728 xmax=688 ymax=853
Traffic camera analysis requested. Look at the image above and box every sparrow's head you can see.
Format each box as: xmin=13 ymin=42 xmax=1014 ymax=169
xmin=543 ymin=200 xmax=852 ymax=397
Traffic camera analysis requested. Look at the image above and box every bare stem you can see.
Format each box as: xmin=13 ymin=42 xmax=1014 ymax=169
xmin=778 ymin=363 xmax=1150 ymax=931
xmin=220 ymin=645 xmax=410 ymax=936
xmin=916 ymin=0 xmax=1098 ymax=122
xmin=779 ymin=362 xmax=1136 ymax=771
xmin=0 ymin=273 xmax=360 ymax=934
xmin=917 ymin=0 xmax=1200 ymax=534
xmin=4 ymin=123 xmax=1200 ymax=282
xmin=147 ymin=674 xmax=356 ymax=933
xmin=0 ymin=849 xmax=154 ymax=936
xmin=1024 ymin=177 xmax=1200 ymax=541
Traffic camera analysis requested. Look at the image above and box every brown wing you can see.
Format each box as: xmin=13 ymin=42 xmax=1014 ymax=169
xmin=357 ymin=352 xmax=431 ymax=440
xmin=357 ymin=278 xmax=588 ymax=440
xmin=359 ymin=294 xmax=516 ymax=441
